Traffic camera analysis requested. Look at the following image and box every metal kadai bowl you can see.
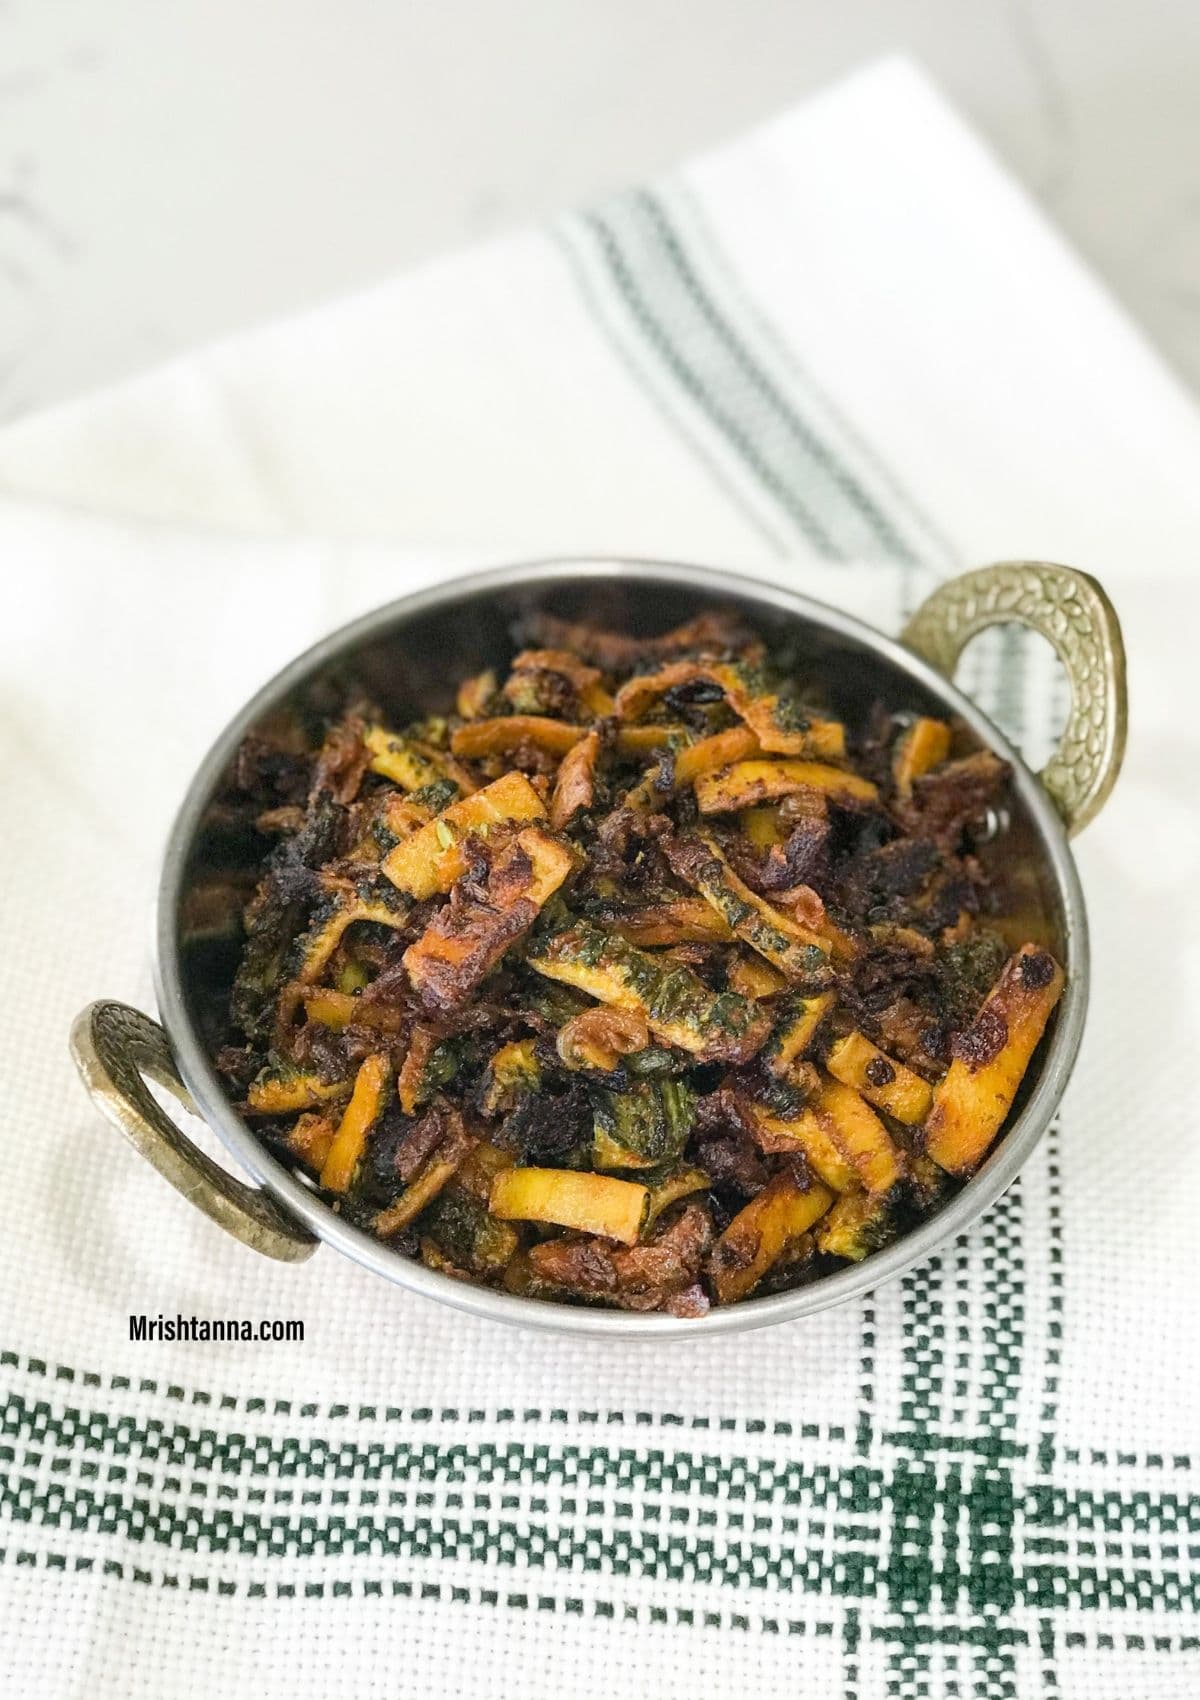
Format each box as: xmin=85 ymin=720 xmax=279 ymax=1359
xmin=69 ymin=559 xmax=1127 ymax=1338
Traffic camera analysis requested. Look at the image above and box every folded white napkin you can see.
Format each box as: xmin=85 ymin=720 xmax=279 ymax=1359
xmin=1 ymin=56 xmax=1196 ymax=1700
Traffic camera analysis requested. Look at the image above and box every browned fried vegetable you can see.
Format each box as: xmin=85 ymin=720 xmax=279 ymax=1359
xmin=478 ymin=1039 xmax=542 ymax=1115
xmin=549 ymin=729 xmax=601 ymax=830
xmin=288 ymin=889 xmax=411 ymax=987
xmin=695 ymin=759 xmax=877 ymax=814
xmin=740 ymin=803 xmax=788 ymax=848
xmin=923 ymin=944 xmax=1064 ymax=1173
xmin=396 ymin=1025 xmax=438 ymax=1117
xmin=615 ymin=898 xmax=733 ymax=948
xmin=527 ymin=922 xmax=771 ymax=1062
xmin=892 ymin=716 xmax=952 ymax=795
xmin=727 ymin=953 xmax=787 ymax=999
xmin=382 ymin=771 xmax=547 ymax=898
xmin=748 ymin=1101 xmax=858 ymax=1191
xmin=591 ymin=1079 xmax=696 ymax=1170
xmin=643 ymin=1163 xmax=711 ymax=1226
xmin=362 ymin=724 xmax=474 ymax=795
xmin=557 ymin=1005 xmax=649 ymax=1071
xmin=299 ymin=988 xmax=407 ymax=1033
xmin=614 ymin=660 xmax=844 ymax=757
xmin=663 ymin=834 xmax=830 ymax=980
xmin=247 ymin=1067 xmax=353 ymax=1116
xmin=504 ymin=648 xmax=615 ymax=718
xmin=456 ymin=668 xmax=497 ymax=720
xmin=283 ymin=1110 xmax=338 ymax=1171
xmin=708 ymin=1173 xmax=835 ymax=1303
xmin=766 ymin=993 xmax=835 ymax=1076
xmin=746 ymin=1075 xmax=905 ymax=1195
xmin=403 ymin=827 xmax=574 ymax=1012
xmin=372 ymin=1105 xmax=475 ymax=1236
xmin=217 ymin=604 xmax=1061 ymax=1314
xmin=419 ymin=1181 xmax=520 ymax=1274
xmin=810 ymin=1077 xmax=906 ymax=1194
xmin=624 ymin=726 xmax=760 ymax=811
xmin=451 ymin=716 xmax=592 ymax=761
xmin=525 ymin=1199 xmax=712 ymax=1308
xmin=815 ymin=1190 xmax=898 ymax=1261
xmin=451 ymin=717 xmax=682 ymax=762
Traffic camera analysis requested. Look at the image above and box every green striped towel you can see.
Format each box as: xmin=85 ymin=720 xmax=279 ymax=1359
xmin=0 ymin=57 xmax=1196 ymax=1700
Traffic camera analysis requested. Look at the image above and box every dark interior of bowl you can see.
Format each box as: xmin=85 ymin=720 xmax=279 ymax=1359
xmin=173 ymin=567 xmax=1067 ymax=1193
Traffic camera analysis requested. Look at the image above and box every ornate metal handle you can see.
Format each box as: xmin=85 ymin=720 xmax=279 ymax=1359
xmin=901 ymin=561 xmax=1127 ymax=835
xmin=69 ymin=1001 xmax=318 ymax=1261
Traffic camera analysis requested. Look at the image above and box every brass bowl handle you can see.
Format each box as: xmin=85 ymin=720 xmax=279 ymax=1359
xmin=902 ymin=560 xmax=1127 ymax=835
xmin=69 ymin=1000 xmax=318 ymax=1261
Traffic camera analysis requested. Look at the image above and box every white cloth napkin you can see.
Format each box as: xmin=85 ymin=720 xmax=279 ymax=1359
xmin=0 ymin=56 xmax=1196 ymax=1700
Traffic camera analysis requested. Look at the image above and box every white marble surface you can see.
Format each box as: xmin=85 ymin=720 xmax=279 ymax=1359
xmin=2 ymin=0 xmax=1199 ymax=420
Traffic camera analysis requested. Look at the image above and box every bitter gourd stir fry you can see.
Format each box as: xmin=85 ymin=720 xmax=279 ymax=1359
xmin=218 ymin=607 xmax=1064 ymax=1315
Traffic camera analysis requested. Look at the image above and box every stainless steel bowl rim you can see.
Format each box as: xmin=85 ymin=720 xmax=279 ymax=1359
xmin=153 ymin=557 xmax=1087 ymax=1339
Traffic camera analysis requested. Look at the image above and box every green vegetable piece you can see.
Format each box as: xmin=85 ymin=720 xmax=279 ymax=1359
xmin=419 ymin=1186 xmax=519 ymax=1274
xmin=592 ymin=1079 xmax=696 ymax=1170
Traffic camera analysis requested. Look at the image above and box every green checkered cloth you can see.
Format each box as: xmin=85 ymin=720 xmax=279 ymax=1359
xmin=0 ymin=57 xmax=1195 ymax=1700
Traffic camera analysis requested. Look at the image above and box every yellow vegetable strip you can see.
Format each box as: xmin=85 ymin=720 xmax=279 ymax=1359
xmin=766 ymin=994 xmax=835 ymax=1075
xmin=695 ymin=760 xmax=878 ymax=814
xmin=320 ymin=1054 xmax=391 ymax=1192
xmin=625 ymin=726 xmax=760 ymax=811
xmin=892 ymin=717 xmax=952 ymax=795
xmin=489 ymin=1168 xmax=650 ymax=1246
xmin=708 ymin=1173 xmax=834 ymax=1303
xmin=815 ymin=1191 xmax=895 ymax=1262
xmin=363 ymin=725 xmax=473 ymax=794
xmin=814 ymin=1078 xmax=905 ymax=1194
xmin=246 ymin=1072 xmax=353 ymax=1116
xmin=825 ymin=1031 xmax=933 ymax=1125
xmin=450 ymin=717 xmax=686 ymax=762
xmin=924 ymin=944 xmax=1064 ymax=1174
xmin=745 ymin=1102 xmax=859 ymax=1193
